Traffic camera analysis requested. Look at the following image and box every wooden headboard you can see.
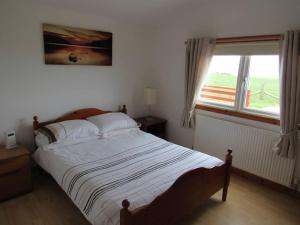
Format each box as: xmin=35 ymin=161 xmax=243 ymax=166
xmin=33 ymin=105 xmax=127 ymax=130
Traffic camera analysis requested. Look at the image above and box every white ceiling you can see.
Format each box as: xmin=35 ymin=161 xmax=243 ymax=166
xmin=37 ymin=0 xmax=199 ymax=25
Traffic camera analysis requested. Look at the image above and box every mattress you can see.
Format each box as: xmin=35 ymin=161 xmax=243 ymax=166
xmin=34 ymin=130 xmax=223 ymax=225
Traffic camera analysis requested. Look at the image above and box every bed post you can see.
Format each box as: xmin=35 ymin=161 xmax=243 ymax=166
xmin=120 ymin=105 xmax=127 ymax=114
xmin=33 ymin=116 xmax=39 ymax=130
xmin=222 ymin=149 xmax=233 ymax=201
xmin=120 ymin=199 xmax=132 ymax=225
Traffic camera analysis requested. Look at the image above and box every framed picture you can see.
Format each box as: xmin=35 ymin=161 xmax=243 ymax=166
xmin=43 ymin=23 xmax=112 ymax=65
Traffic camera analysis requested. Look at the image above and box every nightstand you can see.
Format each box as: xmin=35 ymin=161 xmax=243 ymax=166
xmin=135 ymin=116 xmax=167 ymax=139
xmin=0 ymin=145 xmax=32 ymax=201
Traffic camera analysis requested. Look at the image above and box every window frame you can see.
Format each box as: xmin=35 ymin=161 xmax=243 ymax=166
xmin=196 ymin=35 xmax=282 ymax=125
xmin=195 ymin=104 xmax=280 ymax=125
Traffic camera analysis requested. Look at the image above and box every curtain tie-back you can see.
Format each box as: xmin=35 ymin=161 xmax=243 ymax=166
xmin=183 ymin=107 xmax=193 ymax=114
xmin=280 ymin=130 xmax=297 ymax=137
xmin=188 ymin=109 xmax=194 ymax=119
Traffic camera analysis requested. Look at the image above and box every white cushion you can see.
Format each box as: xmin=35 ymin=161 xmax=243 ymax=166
xmin=101 ymin=127 xmax=140 ymax=138
xmin=35 ymin=132 xmax=50 ymax=147
xmin=36 ymin=119 xmax=99 ymax=144
xmin=87 ymin=113 xmax=138 ymax=134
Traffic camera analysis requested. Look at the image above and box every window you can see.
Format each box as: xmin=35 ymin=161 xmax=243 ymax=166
xmin=245 ymin=55 xmax=280 ymax=114
xmin=198 ymin=39 xmax=280 ymax=120
xmin=200 ymin=55 xmax=240 ymax=107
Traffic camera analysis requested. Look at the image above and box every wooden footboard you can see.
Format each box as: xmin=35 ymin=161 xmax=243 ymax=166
xmin=120 ymin=150 xmax=232 ymax=225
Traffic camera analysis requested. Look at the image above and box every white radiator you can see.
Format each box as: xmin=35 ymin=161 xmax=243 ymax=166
xmin=194 ymin=114 xmax=295 ymax=187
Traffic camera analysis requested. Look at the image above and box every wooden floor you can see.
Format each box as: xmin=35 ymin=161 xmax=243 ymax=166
xmin=0 ymin=171 xmax=299 ymax=225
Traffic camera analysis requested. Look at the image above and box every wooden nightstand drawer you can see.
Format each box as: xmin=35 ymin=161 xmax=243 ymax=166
xmin=0 ymin=155 xmax=29 ymax=175
xmin=0 ymin=146 xmax=32 ymax=201
xmin=135 ymin=116 xmax=167 ymax=139
xmin=0 ymin=165 xmax=32 ymax=200
xmin=147 ymin=123 xmax=166 ymax=134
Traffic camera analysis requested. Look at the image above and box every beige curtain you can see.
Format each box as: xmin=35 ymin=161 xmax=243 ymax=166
xmin=181 ymin=38 xmax=215 ymax=128
xmin=273 ymin=31 xmax=300 ymax=158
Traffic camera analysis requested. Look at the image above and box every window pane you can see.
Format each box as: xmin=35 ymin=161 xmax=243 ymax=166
xmin=245 ymin=55 xmax=280 ymax=115
xmin=199 ymin=55 xmax=240 ymax=106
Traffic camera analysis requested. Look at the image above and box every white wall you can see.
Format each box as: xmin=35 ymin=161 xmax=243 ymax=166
xmin=148 ymin=0 xmax=300 ymax=188
xmin=149 ymin=0 xmax=300 ymax=147
xmin=1 ymin=0 xmax=300 ymax=189
xmin=0 ymin=0 xmax=150 ymax=150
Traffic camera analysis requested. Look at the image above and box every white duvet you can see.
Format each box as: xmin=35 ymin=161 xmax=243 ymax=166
xmin=34 ymin=130 xmax=223 ymax=225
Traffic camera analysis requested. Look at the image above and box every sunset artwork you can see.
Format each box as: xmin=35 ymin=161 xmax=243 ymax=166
xmin=43 ymin=24 xmax=112 ymax=65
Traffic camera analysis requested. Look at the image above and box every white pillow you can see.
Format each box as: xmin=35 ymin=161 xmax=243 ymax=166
xmin=35 ymin=132 xmax=50 ymax=147
xmin=87 ymin=112 xmax=138 ymax=134
xmin=36 ymin=119 xmax=99 ymax=144
xmin=101 ymin=127 xmax=140 ymax=138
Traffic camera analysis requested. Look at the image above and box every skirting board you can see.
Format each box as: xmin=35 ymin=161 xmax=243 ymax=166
xmin=231 ymin=167 xmax=300 ymax=199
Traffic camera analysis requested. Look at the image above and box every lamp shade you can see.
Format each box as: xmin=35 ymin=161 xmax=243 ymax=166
xmin=144 ymin=87 xmax=157 ymax=105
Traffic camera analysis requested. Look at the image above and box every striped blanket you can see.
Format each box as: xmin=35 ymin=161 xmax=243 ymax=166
xmin=34 ymin=130 xmax=223 ymax=225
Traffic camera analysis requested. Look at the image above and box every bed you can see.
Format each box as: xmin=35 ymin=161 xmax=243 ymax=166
xmin=32 ymin=106 xmax=232 ymax=225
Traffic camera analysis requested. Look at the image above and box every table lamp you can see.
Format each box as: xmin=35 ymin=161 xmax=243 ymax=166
xmin=144 ymin=87 xmax=157 ymax=120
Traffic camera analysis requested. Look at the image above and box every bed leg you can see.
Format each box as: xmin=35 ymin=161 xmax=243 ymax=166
xmin=222 ymin=149 xmax=232 ymax=202
xmin=120 ymin=199 xmax=132 ymax=225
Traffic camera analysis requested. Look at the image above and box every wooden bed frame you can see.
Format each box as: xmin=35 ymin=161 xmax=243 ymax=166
xmin=33 ymin=106 xmax=232 ymax=225
xmin=33 ymin=105 xmax=127 ymax=130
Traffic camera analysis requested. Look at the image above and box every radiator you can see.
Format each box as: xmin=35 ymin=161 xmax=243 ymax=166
xmin=194 ymin=114 xmax=295 ymax=187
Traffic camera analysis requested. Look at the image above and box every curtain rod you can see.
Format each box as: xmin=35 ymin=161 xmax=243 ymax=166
xmin=185 ymin=34 xmax=283 ymax=44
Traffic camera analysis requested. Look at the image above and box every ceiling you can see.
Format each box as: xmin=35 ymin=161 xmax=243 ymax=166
xmin=36 ymin=0 xmax=200 ymax=25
